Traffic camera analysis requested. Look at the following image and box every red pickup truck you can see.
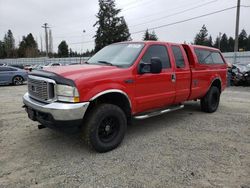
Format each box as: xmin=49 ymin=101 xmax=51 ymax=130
xmin=23 ymin=41 xmax=227 ymax=152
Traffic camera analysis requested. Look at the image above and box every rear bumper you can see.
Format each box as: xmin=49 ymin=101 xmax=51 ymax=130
xmin=23 ymin=92 xmax=89 ymax=126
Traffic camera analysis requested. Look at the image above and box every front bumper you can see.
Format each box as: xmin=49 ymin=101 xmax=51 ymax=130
xmin=23 ymin=92 xmax=89 ymax=125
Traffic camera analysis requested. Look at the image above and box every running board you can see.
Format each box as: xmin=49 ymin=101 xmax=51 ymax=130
xmin=134 ymin=104 xmax=184 ymax=120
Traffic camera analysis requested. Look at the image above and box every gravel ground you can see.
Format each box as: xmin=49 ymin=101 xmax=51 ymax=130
xmin=0 ymin=85 xmax=250 ymax=188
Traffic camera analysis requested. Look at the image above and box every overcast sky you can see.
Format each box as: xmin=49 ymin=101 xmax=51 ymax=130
xmin=0 ymin=0 xmax=250 ymax=53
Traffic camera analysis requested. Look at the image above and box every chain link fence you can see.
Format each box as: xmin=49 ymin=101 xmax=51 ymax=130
xmin=0 ymin=52 xmax=250 ymax=66
xmin=223 ymin=51 xmax=250 ymax=64
xmin=0 ymin=57 xmax=90 ymax=66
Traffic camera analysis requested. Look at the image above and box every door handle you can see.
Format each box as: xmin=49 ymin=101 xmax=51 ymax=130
xmin=171 ymin=73 xmax=176 ymax=82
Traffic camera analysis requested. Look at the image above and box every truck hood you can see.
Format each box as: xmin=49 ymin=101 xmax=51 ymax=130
xmin=43 ymin=64 xmax=121 ymax=81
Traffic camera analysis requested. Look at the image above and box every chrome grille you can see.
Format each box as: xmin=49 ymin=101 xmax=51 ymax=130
xmin=28 ymin=75 xmax=55 ymax=102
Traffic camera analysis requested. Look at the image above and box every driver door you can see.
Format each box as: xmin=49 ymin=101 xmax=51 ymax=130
xmin=135 ymin=44 xmax=176 ymax=113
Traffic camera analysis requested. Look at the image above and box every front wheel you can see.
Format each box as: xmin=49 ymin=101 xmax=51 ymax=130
xmin=12 ymin=76 xmax=23 ymax=85
xmin=82 ymin=103 xmax=127 ymax=153
xmin=200 ymin=86 xmax=220 ymax=113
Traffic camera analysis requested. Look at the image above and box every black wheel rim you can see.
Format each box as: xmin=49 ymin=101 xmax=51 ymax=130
xmin=98 ymin=116 xmax=120 ymax=143
xmin=14 ymin=77 xmax=22 ymax=85
xmin=211 ymin=92 xmax=219 ymax=108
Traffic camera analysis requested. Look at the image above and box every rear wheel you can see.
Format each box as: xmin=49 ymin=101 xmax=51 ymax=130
xmin=12 ymin=76 xmax=23 ymax=85
xmin=200 ymin=86 xmax=220 ymax=113
xmin=82 ymin=103 xmax=127 ymax=153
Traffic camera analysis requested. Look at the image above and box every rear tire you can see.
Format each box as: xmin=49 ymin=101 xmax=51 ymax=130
xmin=82 ymin=103 xmax=127 ymax=153
xmin=12 ymin=76 xmax=23 ymax=85
xmin=200 ymin=86 xmax=220 ymax=113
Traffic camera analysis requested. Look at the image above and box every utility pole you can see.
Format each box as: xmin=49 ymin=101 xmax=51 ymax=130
xmin=42 ymin=23 xmax=50 ymax=57
xmin=48 ymin=29 xmax=53 ymax=53
xmin=234 ymin=0 xmax=241 ymax=52
xmin=40 ymin=35 xmax=43 ymax=52
xmin=80 ymin=29 xmax=86 ymax=63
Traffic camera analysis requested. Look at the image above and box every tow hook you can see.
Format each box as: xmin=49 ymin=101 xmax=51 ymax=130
xmin=38 ymin=124 xmax=46 ymax=129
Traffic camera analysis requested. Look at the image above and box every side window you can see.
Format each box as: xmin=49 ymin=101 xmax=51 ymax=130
xmin=195 ymin=49 xmax=213 ymax=64
xmin=0 ymin=67 xmax=15 ymax=71
xmin=141 ymin=45 xmax=171 ymax=68
xmin=171 ymin=46 xmax=185 ymax=68
xmin=211 ymin=52 xmax=224 ymax=64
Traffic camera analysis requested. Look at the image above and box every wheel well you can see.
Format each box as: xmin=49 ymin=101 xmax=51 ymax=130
xmin=85 ymin=92 xmax=132 ymax=124
xmin=211 ymin=79 xmax=221 ymax=93
xmin=13 ymin=75 xmax=23 ymax=80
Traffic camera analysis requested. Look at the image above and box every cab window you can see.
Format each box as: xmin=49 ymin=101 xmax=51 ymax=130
xmin=211 ymin=52 xmax=224 ymax=64
xmin=195 ymin=48 xmax=224 ymax=64
xmin=171 ymin=46 xmax=185 ymax=68
xmin=141 ymin=45 xmax=171 ymax=68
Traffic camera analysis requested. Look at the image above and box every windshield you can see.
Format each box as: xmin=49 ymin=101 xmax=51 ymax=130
xmin=87 ymin=43 xmax=144 ymax=67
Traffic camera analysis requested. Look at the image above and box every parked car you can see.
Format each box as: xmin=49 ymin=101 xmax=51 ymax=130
xmin=67 ymin=62 xmax=81 ymax=65
xmin=31 ymin=64 xmax=43 ymax=70
xmin=25 ymin=64 xmax=43 ymax=71
xmin=23 ymin=41 xmax=227 ymax=152
xmin=230 ymin=63 xmax=250 ymax=86
xmin=42 ymin=63 xmax=62 ymax=69
xmin=10 ymin=64 xmax=25 ymax=69
xmin=24 ymin=64 xmax=33 ymax=71
xmin=0 ymin=66 xmax=28 ymax=85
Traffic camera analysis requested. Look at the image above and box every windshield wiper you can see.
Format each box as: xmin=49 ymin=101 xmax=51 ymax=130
xmin=97 ymin=60 xmax=114 ymax=66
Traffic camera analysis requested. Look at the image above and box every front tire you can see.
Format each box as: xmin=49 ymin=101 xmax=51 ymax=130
xmin=82 ymin=103 xmax=127 ymax=153
xmin=200 ymin=86 xmax=220 ymax=113
xmin=12 ymin=76 xmax=23 ymax=85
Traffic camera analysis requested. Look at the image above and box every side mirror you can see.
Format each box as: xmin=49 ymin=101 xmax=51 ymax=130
xmin=150 ymin=57 xmax=162 ymax=74
xmin=138 ymin=63 xmax=151 ymax=74
xmin=138 ymin=57 xmax=162 ymax=74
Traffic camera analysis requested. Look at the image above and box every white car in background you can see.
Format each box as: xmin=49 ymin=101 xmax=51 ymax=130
xmin=42 ymin=63 xmax=62 ymax=69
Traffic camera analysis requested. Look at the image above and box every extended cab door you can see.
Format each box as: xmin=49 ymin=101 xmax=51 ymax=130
xmin=170 ymin=45 xmax=191 ymax=104
xmin=135 ymin=44 xmax=175 ymax=113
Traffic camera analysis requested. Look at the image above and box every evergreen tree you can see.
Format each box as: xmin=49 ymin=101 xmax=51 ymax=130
xmin=58 ymin=41 xmax=69 ymax=57
xmin=18 ymin=37 xmax=27 ymax=57
xmin=94 ymin=0 xmax=131 ymax=52
xmin=25 ymin=33 xmax=38 ymax=57
xmin=228 ymin=37 xmax=235 ymax=52
xmin=0 ymin=41 xmax=6 ymax=58
xmin=69 ymin=48 xmax=74 ymax=57
xmin=143 ymin=29 xmax=158 ymax=41
xmin=238 ymin=29 xmax=248 ymax=51
xmin=143 ymin=30 xmax=150 ymax=41
xmin=220 ymin=33 xmax=228 ymax=52
xmin=247 ymin=35 xmax=250 ymax=51
xmin=18 ymin=33 xmax=39 ymax=57
xmin=3 ymin=30 xmax=15 ymax=58
xmin=194 ymin=25 xmax=209 ymax=45
xmin=206 ymin=35 xmax=213 ymax=47
xmin=214 ymin=36 xmax=220 ymax=49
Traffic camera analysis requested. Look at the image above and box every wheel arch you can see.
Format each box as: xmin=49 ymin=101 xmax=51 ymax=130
xmin=12 ymin=74 xmax=24 ymax=79
xmin=12 ymin=75 xmax=24 ymax=83
xmin=210 ymin=77 xmax=222 ymax=93
xmin=85 ymin=89 xmax=132 ymax=124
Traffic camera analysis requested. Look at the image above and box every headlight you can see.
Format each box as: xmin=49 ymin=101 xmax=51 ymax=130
xmin=56 ymin=84 xmax=80 ymax=103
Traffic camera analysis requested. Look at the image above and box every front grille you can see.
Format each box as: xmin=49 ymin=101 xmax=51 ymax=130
xmin=28 ymin=76 xmax=55 ymax=102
